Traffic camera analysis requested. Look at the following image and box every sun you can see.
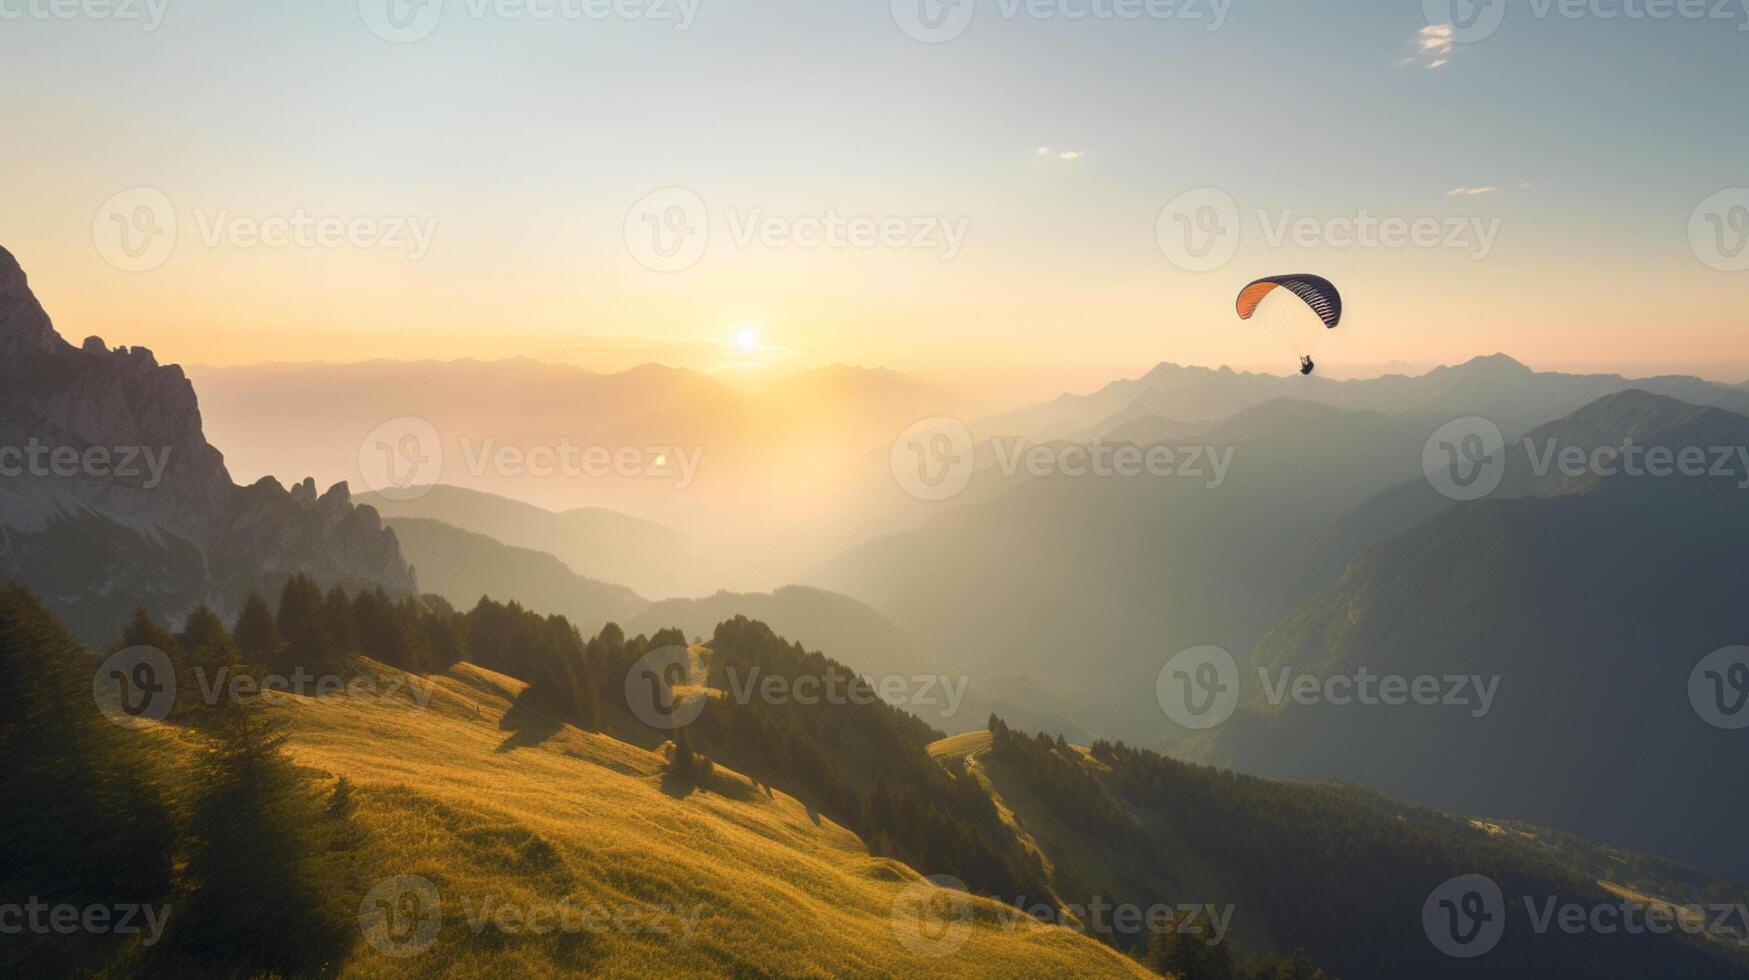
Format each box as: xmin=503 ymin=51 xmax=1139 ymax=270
xmin=733 ymin=325 xmax=760 ymax=352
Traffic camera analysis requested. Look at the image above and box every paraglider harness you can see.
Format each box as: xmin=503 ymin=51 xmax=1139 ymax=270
xmin=1299 ymin=356 xmax=1315 ymax=376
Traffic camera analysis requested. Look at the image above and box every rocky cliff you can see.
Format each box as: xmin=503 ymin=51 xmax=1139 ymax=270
xmin=0 ymin=245 xmax=415 ymax=642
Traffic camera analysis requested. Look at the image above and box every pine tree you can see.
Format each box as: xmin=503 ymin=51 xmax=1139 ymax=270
xmin=119 ymin=606 xmax=197 ymax=723
xmin=273 ymin=574 xmax=337 ymax=678
xmin=167 ymin=701 xmax=349 ymax=974
xmin=0 ymin=587 xmax=176 ymax=919
xmin=667 ymin=726 xmax=713 ymax=785
xmin=180 ymin=605 xmax=243 ymax=723
xmin=233 ymin=592 xmax=279 ymax=661
xmin=323 ymin=585 xmax=356 ymax=658
xmin=1146 ymin=908 xmax=1235 ymax=980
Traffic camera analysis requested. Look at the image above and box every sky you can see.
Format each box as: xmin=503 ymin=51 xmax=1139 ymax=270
xmin=2 ymin=0 xmax=1746 ymax=404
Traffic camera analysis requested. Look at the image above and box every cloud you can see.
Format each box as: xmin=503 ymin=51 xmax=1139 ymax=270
xmin=1444 ymin=186 xmax=1498 ymax=196
xmin=1405 ymin=24 xmax=1457 ymax=68
xmin=1035 ymin=146 xmax=1085 ymax=162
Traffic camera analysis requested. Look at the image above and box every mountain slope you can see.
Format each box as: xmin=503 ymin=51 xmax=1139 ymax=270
xmin=628 ymin=585 xmax=921 ymax=673
xmin=628 ymin=586 xmax=1094 ymax=739
xmin=358 ymin=485 xmax=688 ymax=599
xmin=161 ymin=658 xmax=1148 ymax=977
xmin=385 ymin=517 xmax=647 ymax=634
xmin=1191 ymin=441 xmax=1749 ymax=878
xmin=1294 ymin=388 xmax=1749 ymax=584
xmin=813 ymin=400 xmax=1446 ymax=746
xmin=938 ymin=722 xmax=1749 ymax=979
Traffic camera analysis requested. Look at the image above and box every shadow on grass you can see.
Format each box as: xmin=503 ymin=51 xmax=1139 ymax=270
xmin=659 ymin=765 xmax=759 ymax=803
xmin=494 ymin=689 xmax=563 ymax=753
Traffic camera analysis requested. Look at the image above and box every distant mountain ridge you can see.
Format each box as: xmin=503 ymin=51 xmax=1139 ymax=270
xmin=357 ymin=484 xmax=688 ymax=598
xmin=383 ymin=516 xmax=646 ymax=632
xmin=982 ymin=353 xmax=1749 ymax=444
xmin=0 ymin=245 xmax=413 ymax=642
xmin=1294 ymin=388 xmax=1749 ymax=585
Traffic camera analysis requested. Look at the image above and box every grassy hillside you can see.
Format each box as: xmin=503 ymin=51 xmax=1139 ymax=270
xmin=140 ymin=660 xmax=1146 ymax=977
xmin=37 ymin=654 xmax=1147 ymax=973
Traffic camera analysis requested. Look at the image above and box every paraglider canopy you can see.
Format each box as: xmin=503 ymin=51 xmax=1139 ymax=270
xmin=1234 ymin=274 xmax=1342 ymax=375
xmin=1235 ymin=274 xmax=1342 ymax=329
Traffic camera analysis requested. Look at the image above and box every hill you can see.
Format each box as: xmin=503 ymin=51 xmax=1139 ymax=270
xmin=358 ymin=485 xmax=688 ymax=599
xmin=384 ymin=517 xmax=647 ymax=635
xmin=629 ymin=583 xmax=916 ymax=658
xmin=264 ymin=660 xmax=1147 ymax=977
xmin=934 ymin=720 xmax=1749 ymax=978
xmin=0 ymin=581 xmax=1143 ymax=977
xmin=629 ymin=586 xmax=1094 ymax=740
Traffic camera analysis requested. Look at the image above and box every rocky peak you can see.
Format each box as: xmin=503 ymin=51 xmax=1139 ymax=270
xmin=0 ymin=245 xmax=417 ymax=636
xmin=0 ymin=245 xmax=74 ymax=371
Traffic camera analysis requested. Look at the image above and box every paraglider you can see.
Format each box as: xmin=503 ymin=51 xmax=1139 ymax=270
xmin=1234 ymin=274 xmax=1342 ymax=376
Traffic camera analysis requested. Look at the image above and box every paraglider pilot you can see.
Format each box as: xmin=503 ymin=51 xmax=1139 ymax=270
xmin=1300 ymin=355 xmax=1315 ymax=376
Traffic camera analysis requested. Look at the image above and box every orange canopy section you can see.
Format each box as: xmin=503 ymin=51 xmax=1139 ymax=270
xmin=1234 ymin=275 xmax=1342 ymax=329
